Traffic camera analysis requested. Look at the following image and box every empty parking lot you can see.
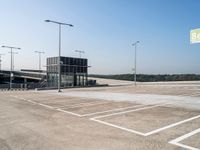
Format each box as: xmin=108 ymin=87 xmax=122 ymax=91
xmin=0 ymin=81 xmax=200 ymax=150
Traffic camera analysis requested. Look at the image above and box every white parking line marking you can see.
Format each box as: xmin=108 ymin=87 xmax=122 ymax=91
xmin=81 ymin=105 xmax=143 ymax=117
xmin=92 ymin=103 xmax=166 ymax=119
xmin=91 ymin=103 xmax=200 ymax=136
xmin=11 ymin=96 xmax=38 ymax=105
xmin=169 ymin=128 xmax=200 ymax=150
xmin=27 ymin=100 xmax=37 ymax=104
xmin=145 ymin=115 xmax=200 ymax=136
xmin=57 ymin=101 xmax=98 ymax=108
xmin=37 ymin=103 xmax=54 ymax=109
xmin=10 ymin=95 xmax=143 ymax=117
xmin=90 ymin=105 xmax=164 ymax=136
xmin=56 ymin=108 xmax=82 ymax=117
xmin=90 ymin=118 xmax=146 ymax=136
xmin=59 ymin=101 xmax=110 ymax=109
xmin=11 ymin=96 xmax=55 ymax=109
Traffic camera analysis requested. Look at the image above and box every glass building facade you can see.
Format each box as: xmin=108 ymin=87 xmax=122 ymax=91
xmin=47 ymin=56 xmax=88 ymax=87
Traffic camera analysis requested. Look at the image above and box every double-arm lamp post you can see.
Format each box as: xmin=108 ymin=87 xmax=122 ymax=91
xmin=1 ymin=45 xmax=21 ymax=89
xmin=35 ymin=51 xmax=45 ymax=71
xmin=45 ymin=20 xmax=73 ymax=92
xmin=75 ymin=50 xmax=85 ymax=58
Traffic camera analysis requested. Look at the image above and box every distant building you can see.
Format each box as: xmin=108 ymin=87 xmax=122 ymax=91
xmin=47 ymin=56 xmax=88 ymax=87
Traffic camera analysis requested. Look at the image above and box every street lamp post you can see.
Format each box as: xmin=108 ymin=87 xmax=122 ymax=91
xmin=75 ymin=50 xmax=85 ymax=58
xmin=1 ymin=46 xmax=20 ymax=89
xmin=0 ymin=54 xmax=5 ymax=70
xmin=132 ymin=41 xmax=140 ymax=86
xmin=9 ymin=52 xmax=18 ymax=71
xmin=45 ymin=20 xmax=73 ymax=92
xmin=35 ymin=51 xmax=45 ymax=71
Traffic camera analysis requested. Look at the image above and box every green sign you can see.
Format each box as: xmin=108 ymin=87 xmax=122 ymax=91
xmin=190 ymin=28 xmax=200 ymax=44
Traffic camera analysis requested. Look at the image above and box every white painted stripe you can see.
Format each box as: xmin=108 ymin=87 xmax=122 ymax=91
xmin=145 ymin=115 xmax=200 ymax=136
xmin=11 ymin=95 xmax=83 ymax=117
xmin=169 ymin=128 xmax=200 ymax=150
xmin=66 ymin=101 xmax=110 ymax=109
xmin=37 ymin=103 xmax=54 ymax=109
xmin=56 ymin=108 xmax=82 ymax=117
xmin=27 ymin=100 xmax=37 ymax=104
xmin=59 ymin=101 xmax=110 ymax=109
xmin=11 ymin=96 xmax=55 ymax=109
xmin=90 ymin=104 xmax=200 ymax=136
xmin=81 ymin=105 xmax=143 ymax=117
xmin=90 ymin=118 xmax=146 ymax=136
xmin=91 ymin=115 xmax=200 ymax=137
xmin=12 ymin=96 xmax=38 ymax=105
xmin=170 ymin=142 xmax=200 ymax=150
xmin=170 ymin=128 xmax=200 ymax=143
xmin=92 ymin=103 xmax=167 ymax=119
xmin=58 ymin=101 xmax=98 ymax=108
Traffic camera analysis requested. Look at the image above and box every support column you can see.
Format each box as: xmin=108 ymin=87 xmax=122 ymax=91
xmin=78 ymin=75 xmax=80 ymax=86
xmin=24 ymin=78 xmax=27 ymax=89
xmin=86 ymin=74 xmax=88 ymax=86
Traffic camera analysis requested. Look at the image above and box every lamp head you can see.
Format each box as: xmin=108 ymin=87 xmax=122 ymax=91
xmin=132 ymin=41 xmax=140 ymax=46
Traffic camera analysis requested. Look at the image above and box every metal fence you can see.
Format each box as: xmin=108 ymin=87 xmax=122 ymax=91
xmin=0 ymin=81 xmax=47 ymax=90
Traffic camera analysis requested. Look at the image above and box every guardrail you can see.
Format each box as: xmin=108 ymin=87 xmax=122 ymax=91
xmin=0 ymin=81 xmax=47 ymax=91
xmin=0 ymin=70 xmax=46 ymax=80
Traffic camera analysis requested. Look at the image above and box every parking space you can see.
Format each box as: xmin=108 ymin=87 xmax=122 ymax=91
xmin=13 ymin=93 xmax=142 ymax=117
xmin=34 ymin=98 xmax=101 ymax=108
xmin=169 ymin=128 xmax=200 ymax=150
xmin=181 ymin=131 xmax=200 ymax=148
xmin=90 ymin=105 xmax=200 ymax=136
xmin=1 ymin=82 xmax=200 ymax=150
xmin=13 ymin=94 xmax=105 ymax=108
xmin=62 ymin=101 xmax=141 ymax=117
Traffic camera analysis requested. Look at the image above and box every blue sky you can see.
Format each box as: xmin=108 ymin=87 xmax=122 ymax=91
xmin=0 ymin=0 xmax=200 ymax=74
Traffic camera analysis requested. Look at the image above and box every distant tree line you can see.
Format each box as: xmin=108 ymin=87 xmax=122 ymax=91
xmin=89 ymin=74 xmax=200 ymax=82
